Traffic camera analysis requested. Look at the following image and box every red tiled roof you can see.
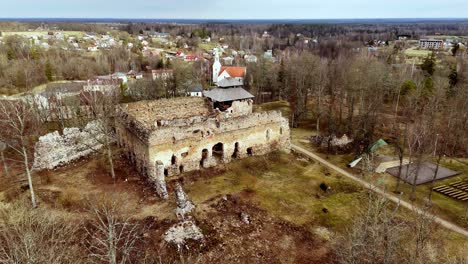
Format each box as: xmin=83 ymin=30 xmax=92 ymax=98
xmin=218 ymin=66 xmax=246 ymax=78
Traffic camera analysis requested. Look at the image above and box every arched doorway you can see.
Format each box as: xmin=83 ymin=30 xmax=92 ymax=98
xmin=200 ymin=148 xmax=209 ymax=166
xmin=212 ymin=143 xmax=224 ymax=161
xmin=232 ymin=142 xmax=240 ymax=159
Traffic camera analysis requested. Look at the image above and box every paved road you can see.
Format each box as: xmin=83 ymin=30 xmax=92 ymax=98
xmin=291 ymin=144 xmax=468 ymax=238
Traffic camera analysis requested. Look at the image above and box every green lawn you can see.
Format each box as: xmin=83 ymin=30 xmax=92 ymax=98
xmin=198 ymin=42 xmax=219 ymax=51
xmin=185 ymin=152 xmax=366 ymax=231
xmin=404 ymin=47 xmax=433 ymax=57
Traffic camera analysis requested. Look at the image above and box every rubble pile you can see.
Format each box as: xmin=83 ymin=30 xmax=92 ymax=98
xmin=174 ymin=182 xmax=195 ymax=220
xmin=32 ymin=121 xmax=111 ymax=170
xmin=163 ymin=220 xmax=204 ymax=247
xmin=164 ymin=182 xmax=203 ymax=248
xmin=311 ymin=134 xmax=354 ymax=148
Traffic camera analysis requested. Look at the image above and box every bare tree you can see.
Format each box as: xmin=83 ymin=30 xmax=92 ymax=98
xmin=334 ymin=191 xmax=404 ymax=264
xmin=0 ymin=100 xmax=38 ymax=207
xmin=406 ymin=204 xmax=437 ymax=264
xmin=0 ymin=141 xmax=9 ymax=178
xmin=0 ymin=201 xmax=80 ymax=264
xmin=85 ymin=198 xmax=142 ymax=264
xmin=80 ymin=90 xmax=118 ymax=180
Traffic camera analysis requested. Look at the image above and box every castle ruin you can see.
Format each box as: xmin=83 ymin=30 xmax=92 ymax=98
xmin=115 ymin=89 xmax=290 ymax=198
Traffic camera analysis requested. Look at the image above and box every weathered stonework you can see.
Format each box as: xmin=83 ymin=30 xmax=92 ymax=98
xmin=115 ymin=97 xmax=290 ymax=198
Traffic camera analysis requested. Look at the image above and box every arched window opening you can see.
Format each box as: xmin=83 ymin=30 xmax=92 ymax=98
xmin=247 ymin=147 xmax=253 ymax=156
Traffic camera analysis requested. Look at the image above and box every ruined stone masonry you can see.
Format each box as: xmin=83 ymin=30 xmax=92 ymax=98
xmin=115 ymin=96 xmax=291 ymax=198
xmin=33 ymin=121 xmax=109 ymax=170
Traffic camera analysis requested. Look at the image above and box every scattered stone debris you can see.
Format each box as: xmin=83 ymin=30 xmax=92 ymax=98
xmin=163 ymin=220 xmax=204 ymax=247
xmin=32 ymin=121 xmax=112 ymax=170
xmin=310 ymin=134 xmax=353 ymax=148
xmin=174 ymin=182 xmax=195 ymax=220
xmin=313 ymin=226 xmax=332 ymax=241
xmin=240 ymin=212 xmax=251 ymax=224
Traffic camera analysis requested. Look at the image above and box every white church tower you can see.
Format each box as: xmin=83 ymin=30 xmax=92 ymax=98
xmin=212 ymin=48 xmax=221 ymax=84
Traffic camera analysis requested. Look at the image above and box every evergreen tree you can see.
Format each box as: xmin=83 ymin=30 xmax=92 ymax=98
xmin=421 ymin=52 xmax=436 ymax=76
xmin=45 ymin=60 xmax=53 ymax=81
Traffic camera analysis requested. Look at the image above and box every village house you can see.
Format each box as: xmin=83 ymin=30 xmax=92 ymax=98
xmin=187 ymin=84 xmax=203 ymax=97
xmin=97 ymin=72 xmax=128 ymax=84
xmin=84 ymin=79 xmax=120 ymax=94
xmin=212 ymin=48 xmax=246 ymax=84
xmin=115 ymin=92 xmax=290 ymax=198
xmin=127 ymin=70 xmax=144 ymax=79
xmin=244 ymin=54 xmax=258 ymax=63
xmin=152 ymin=69 xmax=174 ymax=81
xmin=222 ymin=56 xmax=234 ymax=65
xmin=184 ymin=55 xmax=199 ymax=62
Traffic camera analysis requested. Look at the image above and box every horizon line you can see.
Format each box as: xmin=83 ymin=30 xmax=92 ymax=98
xmin=1 ymin=17 xmax=468 ymax=21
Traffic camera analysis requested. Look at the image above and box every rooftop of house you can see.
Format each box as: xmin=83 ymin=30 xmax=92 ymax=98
xmin=219 ymin=66 xmax=246 ymax=78
xmin=119 ymin=97 xmax=211 ymax=129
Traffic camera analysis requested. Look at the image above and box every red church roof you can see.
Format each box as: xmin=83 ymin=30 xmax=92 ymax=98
xmin=218 ymin=66 xmax=246 ymax=78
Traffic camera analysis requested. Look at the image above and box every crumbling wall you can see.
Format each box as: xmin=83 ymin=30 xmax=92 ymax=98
xmin=116 ymin=102 xmax=291 ymax=198
xmin=32 ymin=121 xmax=109 ymax=170
xmin=146 ymin=110 xmax=290 ymax=177
xmin=218 ymin=99 xmax=253 ymax=118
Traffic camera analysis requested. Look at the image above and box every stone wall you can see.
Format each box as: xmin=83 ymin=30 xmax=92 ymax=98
xmin=117 ymin=109 xmax=290 ymax=179
xmin=115 ymin=97 xmax=291 ymax=199
xmin=33 ymin=121 xmax=109 ymax=170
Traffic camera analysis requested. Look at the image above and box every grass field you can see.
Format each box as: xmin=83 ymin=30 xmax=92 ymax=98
xmin=1 ymin=31 xmax=85 ymax=38
xmin=258 ymin=100 xmax=468 ymax=229
xmin=404 ymin=47 xmax=433 ymax=57
xmin=425 ymin=35 xmax=468 ymax=40
xmin=199 ymin=42 xmax=219 ymax=51
xmin=186 ymin=152 xmax=366 ymax=230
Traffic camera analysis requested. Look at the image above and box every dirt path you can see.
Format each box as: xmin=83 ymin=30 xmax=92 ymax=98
xmin=291 ymin=144 xmax=468 ymax=238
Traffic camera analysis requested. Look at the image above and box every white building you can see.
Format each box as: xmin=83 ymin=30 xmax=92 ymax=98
xmin=212 ymin=48 xmax=222 ymax=83
xmin=419 ymin=39 xmax=444 ymax=49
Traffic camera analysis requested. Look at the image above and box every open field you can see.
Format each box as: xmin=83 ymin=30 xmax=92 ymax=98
xmin=424 ymin=35 xmax=468 ymax=40
xmin=1 ymin=31 xmax=85 ymax=38
xmin=199 ymin=42 xmax=219 ymax=51
xmin=404 ymin=47 xmax=433 ymax=57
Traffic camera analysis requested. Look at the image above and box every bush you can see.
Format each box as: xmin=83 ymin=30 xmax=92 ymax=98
xmin=0 ymin=201 xmax=81 ymax=263
xmin=57 ymin=187 xmax=82 ymax=209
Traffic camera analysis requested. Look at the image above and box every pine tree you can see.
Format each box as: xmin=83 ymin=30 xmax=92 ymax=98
xmin=45 ymin=60 xmax=53 ymax=81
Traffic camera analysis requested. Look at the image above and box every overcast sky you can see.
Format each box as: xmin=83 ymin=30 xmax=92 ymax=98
xmin=1 ymin=0 xmax=467 ymax=19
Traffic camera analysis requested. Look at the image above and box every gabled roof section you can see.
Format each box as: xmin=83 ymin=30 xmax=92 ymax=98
xmin=203 ymin=88 xmax=254 ymax=102
xmin=217 ymin=77 xmax=244 ymax=88
xmin=218 ymin=66 xmax=246 ymax=78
